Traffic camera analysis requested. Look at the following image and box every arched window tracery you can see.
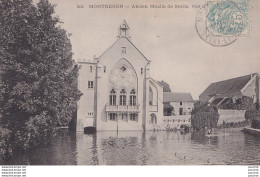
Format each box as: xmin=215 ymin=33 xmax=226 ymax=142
xmin=130 ymin=89 xmax=136 ymax=106
xmin=109 ymin=89 xmax=116 ymax=105
xmin=120 ymin=89 xmax=126 ymax=105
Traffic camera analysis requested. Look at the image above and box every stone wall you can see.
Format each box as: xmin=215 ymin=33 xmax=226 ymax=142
xmin=217 ymin=109 xmax=246 ymax=125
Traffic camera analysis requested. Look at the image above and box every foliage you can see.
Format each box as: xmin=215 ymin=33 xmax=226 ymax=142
xmin=191 ymin=97 xmax=258 ymax=130
xmin=0 ymin=127 xmax=11 ymax=155
xmin=217 ymin=96 xmax=258 ymax=121
xmin=0 ymin=0 xmax=81 ymax=153
xmin=157 ymin=80 xmax=172 ymax=92
xmin=251 ymin=118 xmax=260 ymax=129
xmin=191 ymin=101 xmax=217 ymax=115
xmin=218 ymin=96 xmax=256 ymax=111
xmin=191 ymin=101 xmax=219 ymax=130
xmin=191 ymin=112 xmax=219 ymax=130
xmin=245 ymin=110 xmax=260 ymax=121
xmin=163 ymin=102 xmax=174 ymax=116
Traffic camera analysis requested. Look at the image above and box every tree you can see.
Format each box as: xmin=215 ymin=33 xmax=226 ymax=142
xmin=157 ymin=80 xmax=172 ymax=92
xmin=0 ymin=0 xmax=81 ymax=153
xmin=191 ymin=101 xmax=219 ymax=130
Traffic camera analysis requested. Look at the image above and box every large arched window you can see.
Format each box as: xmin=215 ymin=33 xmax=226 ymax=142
xmin=120 ymin=89 xmax=126 ymax=105
xmin=129 ymin=89 xmax=136 ymax=106
xmin=109 ymin=89 xmax=116 ymax=105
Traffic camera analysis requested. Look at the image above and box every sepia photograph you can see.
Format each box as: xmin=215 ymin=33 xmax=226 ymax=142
xmin=0 ymin=0 xmax=259 ymax=172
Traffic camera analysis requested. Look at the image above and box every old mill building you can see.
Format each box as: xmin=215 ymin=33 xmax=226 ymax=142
xmin=77 ymin=21 xmax=164 ymax=131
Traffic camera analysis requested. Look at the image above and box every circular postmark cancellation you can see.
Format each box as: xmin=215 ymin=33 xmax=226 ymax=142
xmin=195 ymin=0 xmax=250 ymax=46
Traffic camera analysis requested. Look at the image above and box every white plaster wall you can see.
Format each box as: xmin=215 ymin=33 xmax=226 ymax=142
xmin=170 ymin=102 xmax=194 ymax=116
xmin=77 ymin=63 xmax=96 ymax=131
xmin=242 ymin=78 xmax=257 ymax=102
xmin=95 ymin=37 xmax=149 ymax=131
xmin=218 ymin=109 xmax=246 ymax=125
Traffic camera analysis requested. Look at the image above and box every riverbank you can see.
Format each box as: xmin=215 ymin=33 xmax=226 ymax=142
xmin=243 ymin=127 xmax=260 ymax=136
xmin=217 ymin=120 xmax=250 ymax=129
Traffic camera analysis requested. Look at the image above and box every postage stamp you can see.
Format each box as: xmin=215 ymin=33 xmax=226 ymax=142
xmin=195 ymin=0 xmax=251 ymax=46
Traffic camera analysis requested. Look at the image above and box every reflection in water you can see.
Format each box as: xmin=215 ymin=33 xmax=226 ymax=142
xmin=0 ymin=128 xmax=259 ymax=165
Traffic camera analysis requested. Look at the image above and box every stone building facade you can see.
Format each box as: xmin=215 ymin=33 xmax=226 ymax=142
xmin=77 ymin=21 xmax=164 ymax=131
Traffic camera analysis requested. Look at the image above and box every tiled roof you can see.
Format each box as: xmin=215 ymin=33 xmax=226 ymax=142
xmin=200 ymin=74 xmax=255 ymax=97
xmin=163 ymin=92 xmax=193 ymax=102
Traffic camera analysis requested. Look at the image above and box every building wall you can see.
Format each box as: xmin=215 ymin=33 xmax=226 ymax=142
xmin=147 ymin=79 xmax=164 ymax=129
xmin=217 ymin=109 xmax=246 ymax=125
xmin=95 ymin=37 xmax=149 ymax=131
xmin=242 ymin=76 xmax=258 ymax=103
xmin=169 ymin=101 xmax=194 ymax=116
xmin=77 ymin=62 xmax=96 ymax=131
xmin=77 ymin=30 xmax=165 ymax=132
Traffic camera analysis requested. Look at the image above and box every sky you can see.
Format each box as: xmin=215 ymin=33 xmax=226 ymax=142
xmin=35 ymin=0 xmax=260 ymax=99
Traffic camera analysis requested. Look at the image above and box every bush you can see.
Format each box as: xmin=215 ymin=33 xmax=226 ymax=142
xmin=191 ymin=112 xmax=219 ymax=130
xmin=191 ymin=101 xmax=219 ymax=130
xmin=218 ymin=96 xmax=256 ymax=110
xmin=0 ymin=0 xmax=82 ymax=154
xmin=245 ymin=110 xmax=260 ymax=121
xmin=0 ymin=127 xmax=11 ymax=156
xmin=251 ymin=118 xmax=260 ymax=129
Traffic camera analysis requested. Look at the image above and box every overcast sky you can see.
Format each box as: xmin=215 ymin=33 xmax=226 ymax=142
xmin=36 ymin=0 xmax=260 ymax=99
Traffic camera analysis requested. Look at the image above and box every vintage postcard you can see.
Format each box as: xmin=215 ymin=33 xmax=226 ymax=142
xmin=0 ymin=0 xmax=260 ymax=172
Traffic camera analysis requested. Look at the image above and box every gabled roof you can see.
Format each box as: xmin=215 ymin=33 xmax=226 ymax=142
xmin=200 ymin=73 xmax=256 ymax=97
xmin=97 ymin=37 xmax=150 ymax=63
xmin=163 ymin=92 xmax=193 ymax=102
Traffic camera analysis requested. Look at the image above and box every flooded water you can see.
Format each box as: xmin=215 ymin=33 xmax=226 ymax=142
xmin=1 ymin=128 xmax=260 ymax=165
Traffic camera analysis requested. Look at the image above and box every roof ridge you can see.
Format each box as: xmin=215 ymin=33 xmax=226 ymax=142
xmin=211 ymin=73 xmax=256 ymax=85
xmin=125 ymin=37 xmax=151 ymax=62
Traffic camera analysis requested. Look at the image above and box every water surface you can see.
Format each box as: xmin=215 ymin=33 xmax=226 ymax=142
xmin=1 ymin=128 xmax=259 ymax=165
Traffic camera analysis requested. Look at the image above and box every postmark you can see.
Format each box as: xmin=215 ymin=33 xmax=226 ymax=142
xmin=195 ymin=0 xmax=250 ymax=46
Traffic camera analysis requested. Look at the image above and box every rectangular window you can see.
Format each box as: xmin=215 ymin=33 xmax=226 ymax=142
xmin=109 ymin=113 xmax=116 ymax=121
xmin=180 ymin=102 xmax=182 ymax=105
xmin=88 ymin=81 xmax=94 ymax=88
xmin=130 ymin=113 xmax=137 ymax=122
xmin=179 ymin=108 xmax=183 ymax=115
xmin=121 ymin=47 xmax=126 ymax=54
xmin=90 ymin=66 xmax=93 ymax=73
xmin=104 ymin=66 xmax=106 ymax=73
xmin=141 ymin=68 xmax=143 ymax=74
